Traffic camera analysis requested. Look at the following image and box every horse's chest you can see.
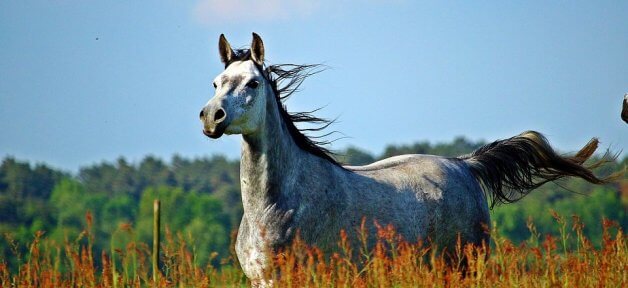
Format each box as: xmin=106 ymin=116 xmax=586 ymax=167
xmin=235 ymin=216 xmax=268 ymax=280
xmin=235 ymin=207 xmax=295 ymax=280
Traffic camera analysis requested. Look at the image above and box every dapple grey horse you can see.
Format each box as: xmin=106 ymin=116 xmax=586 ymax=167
xmin=199 ymin=33 xmax=610 ymax=284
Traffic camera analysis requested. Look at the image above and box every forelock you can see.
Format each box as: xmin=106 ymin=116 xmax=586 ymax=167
xmin=218 ymin=60 xmax=262 ymax=83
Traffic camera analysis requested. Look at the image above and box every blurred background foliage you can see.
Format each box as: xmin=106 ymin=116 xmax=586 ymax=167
xmin=1 ymin=137 xmax=625 ymax=269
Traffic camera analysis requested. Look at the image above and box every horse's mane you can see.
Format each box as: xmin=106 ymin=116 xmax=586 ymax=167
xmin=227 ymin=49 xmax=341 ymax=167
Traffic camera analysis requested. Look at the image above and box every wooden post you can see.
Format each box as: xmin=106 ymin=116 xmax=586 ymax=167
xmin=152 ymin=199 xmax=161 ymax=285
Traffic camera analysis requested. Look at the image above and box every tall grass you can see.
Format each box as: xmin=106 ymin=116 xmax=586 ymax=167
xmin=1 ymin=210 xmax=625 ymax=287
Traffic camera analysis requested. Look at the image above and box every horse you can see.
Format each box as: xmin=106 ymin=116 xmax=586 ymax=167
xmin=622 ymin=93 xmax=628 ymax=123
xmin=199 ymin=33 xmax=611 ymax=284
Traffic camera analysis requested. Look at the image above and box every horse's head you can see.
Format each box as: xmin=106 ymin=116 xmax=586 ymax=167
xmin=200 ymin=33 xmax=268 ymax=139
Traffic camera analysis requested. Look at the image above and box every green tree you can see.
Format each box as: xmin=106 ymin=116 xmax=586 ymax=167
xmin=137 ymin=186 xmax=231 ymax=265
xmin=337 ymin=146 xmax=376 ymax=166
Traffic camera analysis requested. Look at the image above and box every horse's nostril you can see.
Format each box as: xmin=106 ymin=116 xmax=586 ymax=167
xmin=199 ymin=109 xmax=205 ymax=119
xmin=214 ymin=108 xmax=226 ymax=122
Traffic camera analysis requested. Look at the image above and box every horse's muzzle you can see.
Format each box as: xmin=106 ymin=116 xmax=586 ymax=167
xmin=200 ymin=105 xmax=228 ymax=139
xmin=203 ymin=127 xmax=225 ymax=139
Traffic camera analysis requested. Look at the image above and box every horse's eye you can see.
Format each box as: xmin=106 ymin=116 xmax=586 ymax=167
xmin=246 ymin=80 xmax=259 ymax=89
xmin=213 ymin=82 xmax=217 ymax=89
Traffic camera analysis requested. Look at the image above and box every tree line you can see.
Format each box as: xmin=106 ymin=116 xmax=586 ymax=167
xmin=1 ymin=136 xmax=625 ymax=269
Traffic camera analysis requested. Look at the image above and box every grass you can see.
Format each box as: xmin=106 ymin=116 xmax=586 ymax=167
xmin=1 ymin=211 xmax=626 ymax=287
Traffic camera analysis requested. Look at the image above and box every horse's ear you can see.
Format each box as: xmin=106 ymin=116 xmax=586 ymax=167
xmin=251 ymin=32 xmax=265 ymax=65
xmin=219 ymin=34 xmax=234 ymax=66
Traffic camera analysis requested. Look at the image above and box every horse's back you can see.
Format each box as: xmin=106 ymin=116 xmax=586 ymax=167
xmin=344 ymin=154 xmax=443 ymax=171
xmin=345 ymin=154 xmax=479 ymax=195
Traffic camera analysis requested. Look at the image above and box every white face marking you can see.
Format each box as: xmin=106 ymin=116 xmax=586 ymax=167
xmin=206 ymin=60 xmax=268 ymax=135
xmin=212 ymin=61 xmax=260 ymax=91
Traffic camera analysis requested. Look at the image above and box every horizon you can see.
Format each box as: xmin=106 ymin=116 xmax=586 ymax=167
xmin=0 ymin=133 xmax=491 ymax=173
xmin=2 ymin=1 xmax=627 ymax=172
xmin=2 ymin=133 xmax=624 ymax=175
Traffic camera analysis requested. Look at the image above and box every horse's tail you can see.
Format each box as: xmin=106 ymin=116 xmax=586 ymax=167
xmin=459 ymin=130 xmax=617 ymax=208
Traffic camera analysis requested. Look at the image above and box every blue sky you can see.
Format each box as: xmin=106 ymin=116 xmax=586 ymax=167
xmin=1 ymin=1 xmax=626 ymax=172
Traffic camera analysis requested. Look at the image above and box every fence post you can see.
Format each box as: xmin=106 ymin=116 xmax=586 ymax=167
xmin=153 ymin=199 xmax=161 ymax=285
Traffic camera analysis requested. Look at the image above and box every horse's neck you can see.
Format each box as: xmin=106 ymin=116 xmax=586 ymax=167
xmin=240 ymin=98 xmax=321 ymax=216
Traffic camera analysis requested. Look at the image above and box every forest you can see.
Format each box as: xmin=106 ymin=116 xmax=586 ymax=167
xmin=1 ymin=136 xmax=625 ymax=270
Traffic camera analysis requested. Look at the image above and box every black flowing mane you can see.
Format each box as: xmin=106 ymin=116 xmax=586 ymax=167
xmin=227 ymin=49 xmax=341 ymax=166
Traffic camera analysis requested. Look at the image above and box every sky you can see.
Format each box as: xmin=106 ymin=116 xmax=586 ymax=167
xmin=1 ymin=1 xmax=626 ymax=172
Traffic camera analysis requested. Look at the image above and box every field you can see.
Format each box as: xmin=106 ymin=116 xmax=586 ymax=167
xmin=1 ymin=152 xmax=625 ymax=287
xmin=1 ymin=211 xmax=625 ymax=287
